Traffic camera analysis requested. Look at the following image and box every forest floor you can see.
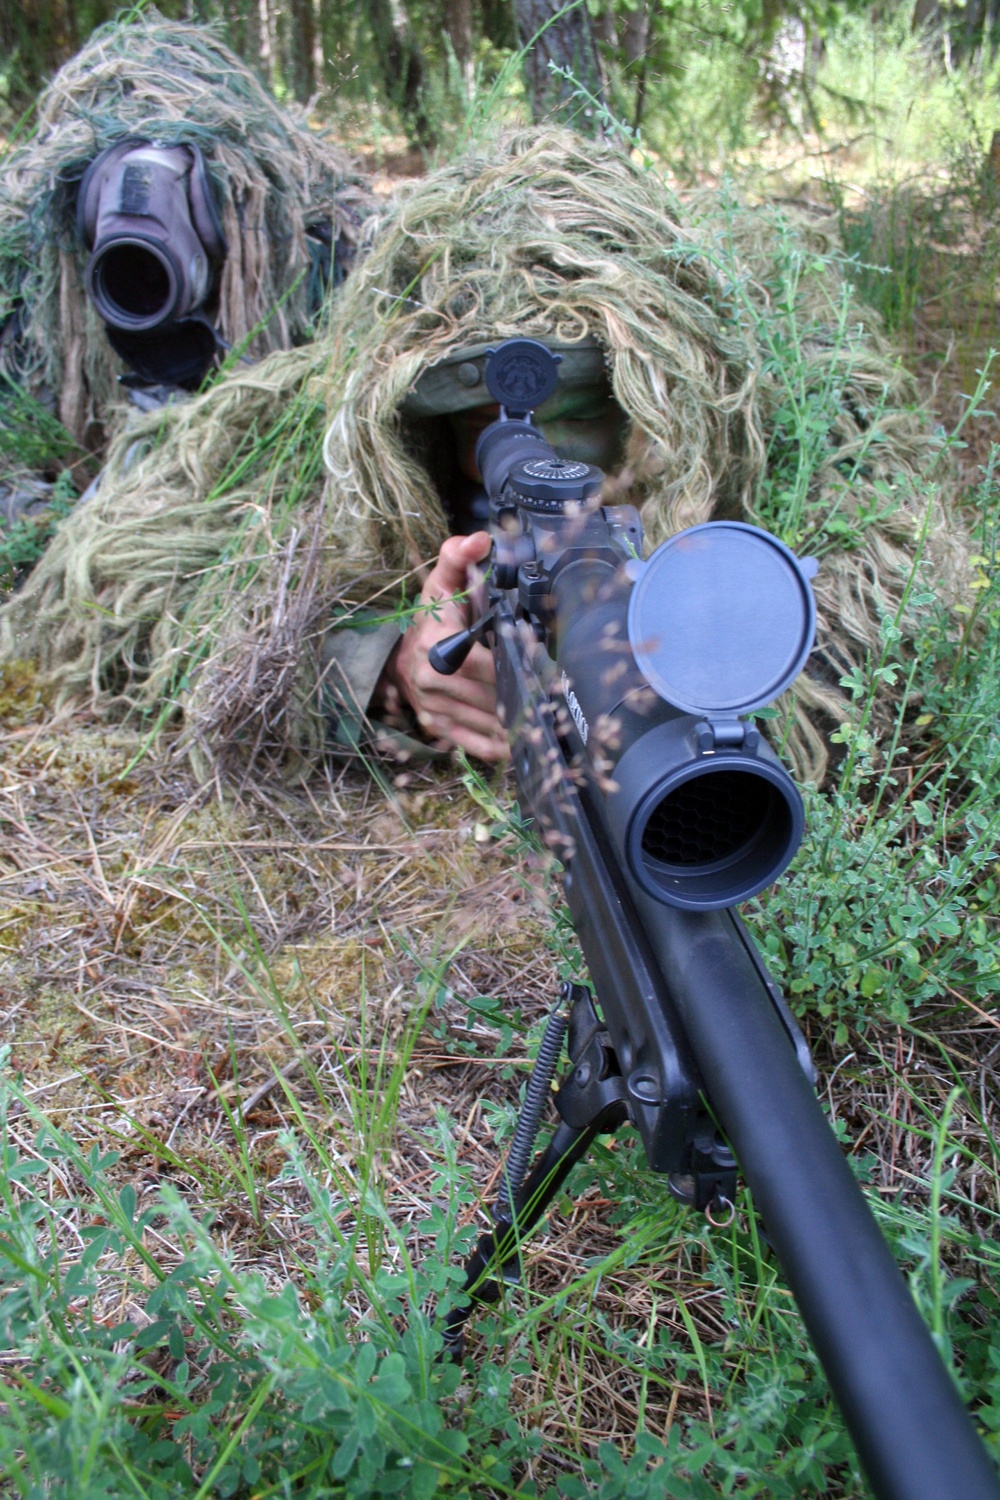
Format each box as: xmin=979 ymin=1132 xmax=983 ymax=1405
xmin=2 ymin=148 xmax=1000 ymax=1497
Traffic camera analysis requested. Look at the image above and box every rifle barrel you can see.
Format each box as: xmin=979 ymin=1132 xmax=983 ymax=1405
xmin=633 ymin=896 xmax=1000 ymax=1500
xmin=471 ymin=348 xmax=1000 ymax=1495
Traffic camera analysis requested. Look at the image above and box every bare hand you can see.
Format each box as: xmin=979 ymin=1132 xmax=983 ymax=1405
xmin=380 ymin=532 xmax=510 ymax=762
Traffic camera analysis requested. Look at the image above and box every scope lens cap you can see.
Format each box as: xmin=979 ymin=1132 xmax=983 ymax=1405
xmin=627 ymin=521 xmax=817 ymax=715
xmin=485 ymin=338 xmax=562 ymax=412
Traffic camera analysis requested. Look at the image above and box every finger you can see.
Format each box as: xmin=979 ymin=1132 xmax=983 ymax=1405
xmin=417 ymin=700 xmax=504 ymax=740
xmin=463 ymin=529 xmax=492 ymax=564
xmin=427 ymin=531 xmax=492 ymax=599
xmin=415 ymin=592 xmax=469 ymax=632
xmin=456 ymin=642 xmax=496 ymax=686
xmin=439 ymin=725 xmax=511 ymax=763
xmin=413 ymin=652 xmax=496 ymax=708
xmin=419 ymin=650 xmax=495 ymax=696
xmin=413 ymin=639 xmax=495 ymax=688
xmin=417 ymin=682 xmax=498 ymax=724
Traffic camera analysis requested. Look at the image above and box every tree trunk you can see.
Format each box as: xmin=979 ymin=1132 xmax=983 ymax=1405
xmin=225 ymin=0 xmax=265 ymax=82
xmin=285 ymin=0 xmax=318 ymax=100
xmin=623 ymin=0 xmax=648 ymax=67
xmin=258 ymin=0 xmax=279 ymax=93
xmin=514 ymin=0 xmax=606 ymax=132
xmin=595 ymin=0 xmax=616 ymax=50
xmin=368 ymin=0 xmax=432 ymax=142
xmin=622 ymin=0 xmax=650 ymax=133
xmin=444 ymin=0 xmax=475 ymax=94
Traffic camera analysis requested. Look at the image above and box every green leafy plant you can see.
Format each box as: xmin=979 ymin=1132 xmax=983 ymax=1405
xmin=0 ymin=378 xmax=80 ymax=470
xmin=0 ymin=466 xmax=77 ymax=592
xmin=750 ymin=444 xmax=1000 ymax=1042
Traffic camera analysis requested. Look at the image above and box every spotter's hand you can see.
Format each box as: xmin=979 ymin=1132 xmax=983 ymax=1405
xmin=381 ymin=532 xmax=510 ymax=762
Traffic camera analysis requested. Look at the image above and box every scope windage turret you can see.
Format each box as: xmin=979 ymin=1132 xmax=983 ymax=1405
xmin=78 ymin=139 xmax=227 ymax=333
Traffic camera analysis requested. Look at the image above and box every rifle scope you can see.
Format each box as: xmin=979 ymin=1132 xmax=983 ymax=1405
xmin=460 ymin=340 xmax=817 ymax=911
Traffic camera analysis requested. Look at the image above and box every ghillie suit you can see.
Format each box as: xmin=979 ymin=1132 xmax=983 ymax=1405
xmin=0 ymin=130 xmax=969 ymax=784
xmin=0 ymin=12 xmax=371 ymax=481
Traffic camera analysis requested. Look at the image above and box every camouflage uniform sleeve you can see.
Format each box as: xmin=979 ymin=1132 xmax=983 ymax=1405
xmin=319 ymin=616 xmax=446 ymax=762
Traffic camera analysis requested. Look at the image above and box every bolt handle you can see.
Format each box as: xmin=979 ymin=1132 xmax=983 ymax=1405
xmin=429 ymin=629 xmax=475 ymax=675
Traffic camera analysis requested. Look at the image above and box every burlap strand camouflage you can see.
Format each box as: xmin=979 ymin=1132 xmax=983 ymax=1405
xmin=0 ymin=129 xmax=968 ymax=785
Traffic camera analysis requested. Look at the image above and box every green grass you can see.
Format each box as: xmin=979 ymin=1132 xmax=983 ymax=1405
xmin=0 ymin=467 xmax=77 ymax=595
xmin=4 ymin=583 xmax=1000 ymax=1499
xmin=2 ymin=1028 xmax=997 ymax=1498
xmin=0 ymin=380 xmax=82 ymax=594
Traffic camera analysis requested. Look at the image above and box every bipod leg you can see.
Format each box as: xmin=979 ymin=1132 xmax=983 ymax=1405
xmin=441 ymin=984 xmax=630 ymax=1358
xmin=441 ymin=1119 xmax=609 ymax=1357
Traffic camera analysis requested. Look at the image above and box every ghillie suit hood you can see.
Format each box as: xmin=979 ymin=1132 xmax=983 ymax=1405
xmin=0 ymin=130 xmax=969 ymax=783
xmin=0 ymin=13 xmax=371 ymax=467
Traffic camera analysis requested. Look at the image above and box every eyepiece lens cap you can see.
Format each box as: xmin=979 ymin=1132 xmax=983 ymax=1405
xmin=485 ymin=338 xmax=561 ymax=412
xmin=627 ymin=522 xmax=816 ymax=715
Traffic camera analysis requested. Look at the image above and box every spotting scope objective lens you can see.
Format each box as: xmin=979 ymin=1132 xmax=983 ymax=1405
xmin=89 ymin=240 xmax=178 ymax=327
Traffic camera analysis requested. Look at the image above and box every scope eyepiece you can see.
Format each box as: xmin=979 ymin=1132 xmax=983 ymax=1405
xmin=474 ymin=419 xmax=554 ymax=504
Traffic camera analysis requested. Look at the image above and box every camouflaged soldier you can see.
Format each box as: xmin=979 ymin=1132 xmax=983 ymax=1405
xmin=2 ymin=131 xmax=965 ymax=789
xmin=320 ymin=339 xmax=626 ymax=763
xmin=0 ymin=16 xmax=371 ymax=557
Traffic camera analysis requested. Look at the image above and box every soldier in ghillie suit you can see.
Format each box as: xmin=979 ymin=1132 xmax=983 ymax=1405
xmin=0 ymin=130 xmax=971 ymax=785
xmin=0 ymin=13 xmax=372 ymax=542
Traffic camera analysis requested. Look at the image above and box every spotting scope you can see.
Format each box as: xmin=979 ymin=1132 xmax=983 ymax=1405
xmin=77 ymin=138 xmax=227 ymax=388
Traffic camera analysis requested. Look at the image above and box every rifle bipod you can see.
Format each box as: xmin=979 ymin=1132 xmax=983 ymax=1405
xmin=440 ymin=983 xmax=736 ymax=1358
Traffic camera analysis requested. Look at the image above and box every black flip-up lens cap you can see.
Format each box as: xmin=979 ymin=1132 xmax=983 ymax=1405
xmin=627 ymin=522 xmax=817 ymax=715
xmin=484 ymin=338 xmax=561 ymax=411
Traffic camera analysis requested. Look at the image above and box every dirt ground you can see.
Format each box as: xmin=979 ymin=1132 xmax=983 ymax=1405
xmin=3 ymin=657 xmax=999 ymax=1466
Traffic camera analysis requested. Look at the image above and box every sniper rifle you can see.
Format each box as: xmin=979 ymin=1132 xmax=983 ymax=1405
xmin=428 ymin=337 xmax=1000 ymax=1500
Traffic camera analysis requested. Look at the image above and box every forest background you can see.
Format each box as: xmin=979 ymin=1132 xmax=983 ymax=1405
xmin=4 ymin=2 xmax=1000 ymax=1499
xmin=6 ymin=0 xmax=1000 ymax=162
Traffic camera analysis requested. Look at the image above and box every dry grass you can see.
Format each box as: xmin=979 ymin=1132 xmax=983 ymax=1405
xmin=0 ymin=688 xmax=558 ymax=1303
xmin=2 ymin=661 xmax=998 ymax=1491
